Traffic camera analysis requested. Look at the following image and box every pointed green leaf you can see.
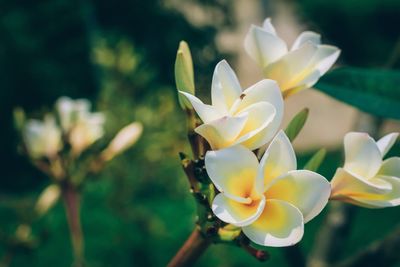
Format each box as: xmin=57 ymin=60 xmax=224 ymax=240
xmin=175 ymin=40 xmax=195 ymax=110
xmin=315 ymin=67 xmax=400 ymax=119
xmin=285 ymin=108 xmax=309 ymax=142
xmin=304 ymin=148 xmax=327 ymax=172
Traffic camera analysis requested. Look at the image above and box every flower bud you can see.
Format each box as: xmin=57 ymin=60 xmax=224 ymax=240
xmin=175 ymin=41 xmax=195 ymax=110
xmin=35 ymin=184 xmax=61 ymax=217
xmin=101 ymin=122 xmax=143 ymax=161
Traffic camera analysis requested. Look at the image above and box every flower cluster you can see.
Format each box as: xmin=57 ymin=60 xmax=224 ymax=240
xmin=176 ymin=18 xmax=400 ymax=248
xmin=18 ymin=96 xmax=142 ymax=182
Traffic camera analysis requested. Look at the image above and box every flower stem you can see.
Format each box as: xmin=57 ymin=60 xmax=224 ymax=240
xmin=62 ymin=183 xmax=84 ymax=267
xmin=167 ymin=228 xmax=211 ymax=267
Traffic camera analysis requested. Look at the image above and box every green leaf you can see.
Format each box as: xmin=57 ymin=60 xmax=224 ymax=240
xmin=314 ymin=67 xmax=400 ymax=119
xmin=285 ymin=108 xmax=309 ymax=142
xmin=175 ymin=40 xmax=195 ymax=110
xmin=304 ymin=148 xmax=327 ymax=172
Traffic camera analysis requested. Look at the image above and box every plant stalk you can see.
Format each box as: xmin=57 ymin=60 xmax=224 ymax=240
xmin=62 ymin=183 xmax=84 ymax=267
xmin=167 ymin=228 xmax=211 ymax=267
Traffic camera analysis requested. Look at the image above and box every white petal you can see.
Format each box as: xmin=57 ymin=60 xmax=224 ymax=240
xmin=195 ymin=114 xmax=248 ymax=150
xmin=242 ymin=199 xmax=304 ymax=247
xmin=264 ymin=42 xmax=318 ymax=92
xmin=284 ymin=45 xmax=339 ymax=94
xmin=244 ymin=25 xmax=288 ymax=68
xmin=379 ymin=157 xmax=400 ymax=177
xmin=309 ymin=45 xmax=340 ymax=76
xmin=233 ymin=102 xmax=277 ymax=150
xmin=262 ymin=18 xmax=277 ymax=35
xmin=211 ymin=60 xmax=242 ymax=112
xmin=348 ymin=176 xmax=400 ymax=208
xmin=330 ymin=168 xmax=392 ymax=199
xmin=265 ymin=170 xmax=330 ymax=223
xmin=343 ymin=132 xmax=382 ymax=179
xmin=234 ymin=79 xmax=284 ymax=119
xmin=179 ymin=91 xmax=223 ymax=123
xmin=291 ymin=31 xmax=321 ymax=51
xmin=56 ymin=96 xmax=74 ymax=131
xmin=212 ymin=193 xmax=266 ymax=227
xmin=205 ymin=145 xmax=260 ymax=198
xmin=258 ymin=131 xmax=296 ymax=188
xmin=376 ymin=133 xmax=399 ymax=157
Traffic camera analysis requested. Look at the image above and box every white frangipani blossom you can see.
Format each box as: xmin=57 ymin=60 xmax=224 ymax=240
xmin=23 ymin=115 xmax=62 ymax=159
xmin=205 ymin=131 xmax=330 ymax=246
xmin=244 ymin=18 xmax=340 ymax=96
xmin=56 ymin=97 xmax=106 ymax=156
xmin=180 ymin=60 xmax=283 ymax=150
xmin=331 ymin=132 xmax=400 ymax=208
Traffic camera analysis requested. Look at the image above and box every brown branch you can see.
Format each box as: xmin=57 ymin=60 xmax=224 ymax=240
xmin=334 ymin=224 xmax=400 ymax=267
xmin=167 ymin=228 xmax=211 ymax=267
xmin=62 ymin=183 xmax=84 ymax=267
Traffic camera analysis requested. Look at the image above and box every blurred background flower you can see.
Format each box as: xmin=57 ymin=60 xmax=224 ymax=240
xmin=0 ymin=0 xmax=399 ymax=266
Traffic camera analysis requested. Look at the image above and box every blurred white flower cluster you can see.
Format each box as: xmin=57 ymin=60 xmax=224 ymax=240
xmin=19 ymin=96 xmax=142 ymax=179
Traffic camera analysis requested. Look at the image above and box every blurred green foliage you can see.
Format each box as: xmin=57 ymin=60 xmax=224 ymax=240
xmin=0 ymin=0 xmax=400 ymax=266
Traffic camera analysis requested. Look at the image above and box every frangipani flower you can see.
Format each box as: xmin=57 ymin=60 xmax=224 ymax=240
xmin=331 ymin=132 xmax=400 ymax=208
xmin=56 ymin=97 xmax=105 ymax=156
xmin=181 ymin=60 xmax=283 ymax=150
xmin=205 ymin=131 xmax=330 ymax=246
xmin=244 ymin=18 xmax=340 ymax=96
xmin=23 ymin=115 xmax=62 ymax=159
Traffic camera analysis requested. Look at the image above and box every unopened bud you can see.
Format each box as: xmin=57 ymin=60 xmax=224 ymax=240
xmin=35 ymin=185 xmax=61 ymax=216
xmin=101 ymin=122 xmax=143 ymax=161
xmin=175 ymin=41 xmax=195 ymax=110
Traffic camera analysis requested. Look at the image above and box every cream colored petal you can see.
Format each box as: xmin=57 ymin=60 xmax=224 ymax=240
xmin=346 ymin=176 xmax=400 ymax=208
xmin=330 ymin=168 xmax=392 ymax=199
xmin=56 ymin=96 xmax=74 ymax=131
xmin=379 ymin=157 xmax=400 ymax=177
xmin=376 ymin=133 xmax=399 ymax=157
xmin=264 ymin=42 xmax=317 ymax=92
xmin=242 ymin=199 xmax=304 ymax=247
xmin=244 ymin=25 xmax=288 ymax=68
xmin=309 ymin=45 xmax=340 ymax=76
xmin=291 ymin=31 xmax=321 ymax=51
xmin=233 ymin=79 xmax=283 ymax=117
xmin=265 ymin=170 xmax=330 ymax=223
xmin=292 ymin=71 xmax=321 ymax=91
xmin=232 ymin=80 xmax=283 ymax=147
xmin=179 ymin=91 xmax=223 ymax=123
xmin=212 ymin=193 xmax=266 ymax=227
xmin=262 ymin=18 xmax=277 ymax=35
xmin=205 ymin=145 xmax=259 ymax=199
xmin=343 ymin=132 xmax=382 ymax=179
xmin=258 ymin=131 xmax=296 ymax=188
xmin=286 ymin=45 xmax=339 ymax=91
xmin=233 ymin=102 xmax=277 ymax=150
xmin=211 ymin=60 xmax=242 ymax=112
xmin=195 ymin=114 xmax=248 ymax=150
